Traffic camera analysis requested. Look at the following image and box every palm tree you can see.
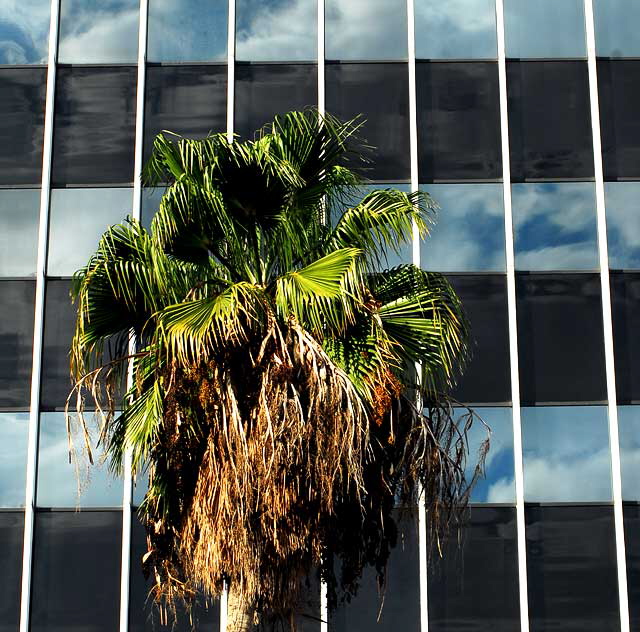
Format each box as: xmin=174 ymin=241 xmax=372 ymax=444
xmin=68 ymin=110 xmax=486 ymax=631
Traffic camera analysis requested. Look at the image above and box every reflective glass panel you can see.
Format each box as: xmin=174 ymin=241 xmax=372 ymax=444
xmin=420 ymin=183 xmax=505 ymax=272
xmin=326 ymin=63 xmax=410 ymax=181
xmin=0 ymin=512 xmax=23 ymax=629
xmin=0 ymin=0 xmax=49 ymax=64
xmin=416 ymin=62 xmax=501 ymax=181
xmin=0 ymin=413 xmax=28 ymax=507
xmin=0 ymin=280 xmax=35 ymax=408
xmin=414 ymin=0 xmax=497 ymax=60
xmin=525 ymin=505 xmax=620 ymax=632
xmin=30 ymin=511 xmax=122 ymax=632
xmin=623 ymin=504 xmax=640 ymax=631
xmin=52 ymin=66 xmax=137 ymax=186
xmin=0 ymin=189 xmax=39 ymax=277
xmin=325 ymin=0 xmax=407 ymax=61
xmin=236 ymin=0 xmax=317 ymax=62
xmin=147 ymin=0 xmax=227 ymax=62
xmin=512 ymin=182 xmax=599 ymax=271
xmin=141 ymin=186 xmax=165 ymax=230
xmin=58 ymin=0 xmax=139 ymax=63
xmin=507 ymin=61 xmax=594 ymax=181
xmin=618 ymin=406 xmax=640 ymax=501
xmin=521 ymin=406 xmax=612 ymax=502
xmin=504 ymin=0 xmax=586 ymax=59
xmin=594 ymin=0 xmax=640 ymax=58
xmin=428 ymin=507 xmax=519 ymax=631
xmin=0 ymin=68 xmax=46 ymax=186
xmin=48 ymin=188 xmax=132 ymax=277
xmin=516 ymin=273 xmax=607 ymax=404
xmin=606 ymin=183 xmax=640 ymax=270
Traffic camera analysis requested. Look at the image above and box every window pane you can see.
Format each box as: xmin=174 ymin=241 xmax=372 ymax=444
xmin=0 ymin=68 xmax=46 ymax=186
xmin=325 ymin=0 xmax=407 ymax=61
xmin=234 ymin=64 xmax=317 ymax=140
xmin=606 ymin=183 xmax=640 ymax=270
xmin=236 ymin=0 xmax=317 ymax=62
xmin=0 ymin=280 xmax=35 ymax=408
xmin=618 ymin=406 xmax=640 ymax=501
xmin=521 ymin=405 xmax=612 ymax=502
xmin=504 ymin=0 xmax=586 ymax=59
xmin=326 ymin=63 xmax=409 ymax=181
xmin=58 ymin=0 xmax=139 ymax=63
xmin=420 ymin=183 xmax=505 ymax=272
xmin=141 ymin=187 xmax=165 ymax=230
xmin=30 ymin=511 xmax=122 ymax=632
xmin=623 ymin=504 xmax=640 ymax=630
xmin=507 ymin=61 xmax=594 ymax=181
xmin=0 ymin=189 xmax=39 ymax=277
xmin=428 ymin=507 xmax=519 ymax=631
xmin=594 ymin=0 xmax=640 ymax=58
xmin=0 ymin=0 xmax=49 ymax=64
xmin=516 ymin=273 xmax=607 ymax=404
xmin=52 ymin=67 xmax=137 ymax=186
xmin=512 ymin=182 xmax=599 ymax=271
xmin=0 ymin=512 xmax=23 ymax=629
xmin=414 ymin=0 xmax=497 ymax=60
xmin=525 ymin=505 xmax=620 ymax=632
xmin=147 ymin=0 xmax=227 ymax=62
xmin=0 ymin=413 xmax=28 ymax=508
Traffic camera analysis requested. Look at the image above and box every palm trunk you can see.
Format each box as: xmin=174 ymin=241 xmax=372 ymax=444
xmin=226 ymin=588 xmax=255 ymax=632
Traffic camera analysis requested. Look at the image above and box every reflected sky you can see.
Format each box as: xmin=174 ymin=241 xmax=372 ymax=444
xmin=48 ymin=188 xmax=133 ymax=277
xmin=140 ymin=186 xmax=165 ymax=230
xmin=594 ymin=0 xmax=640 ymax=58
xmin=618 ymin=406 xmax=640 ymax=501
xmin=504 ymin=0 xmax=586 ymax=59
xmin=0 ymin=413 xmax=28 ymax=507
xmin=36 ymin=412 xmax=123 ymax=508
xmin=236 ymin=0 xmax=316 ymax=61
xmin=148 ymin=0 xmax=227 ymax=62
xmin=325 ymin=0 xmax=407 ymax=61
xmin=0 ymin=189 xmax=39 ymax=277
xmin=606 ymin=182 xmax=640 ymax=270
xmin=415 ymin=0 xmax=496 ymax=60
xmin=0 ymin=0 xmax=49 ymax=64
xmin=420 ymin=183 xmax=505 ymax=273
xmin=521 ymin=406 xmax=612 ymax=502
xmin=512 ymin=183 xmax=599 ymax=271
xmin=58 ymin=0 xmax=139 ymax=63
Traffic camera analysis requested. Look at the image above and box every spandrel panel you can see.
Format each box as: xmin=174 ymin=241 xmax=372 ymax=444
xmin=58 ymin=0 xmax=139 ymax=63
xmin=0 ymin=0 xmax=50 ymax=64
xmin=594 ymin=0 xmax=640 ymax=58
xmin=623 ymin=504 xmax=640 ymax=630
xmin=236 ymin=0 xmax=317 ymax=62
xmin=0 ymin=413 xmax=28 ymax=508
xmin=414 ymin=0 xmax=497 ymax=60
xmin=521 ymin=406 xmax=612 ymax=502
xmin=420 ymin=183 xmax=505 ymax=273
xmin=606 ymin=183 xmax=640 ymax=270
xmin=0 ymin=512 xmax=23 ymax=629
xmin=147 ymin=0 xmax=227 ymax=62
xmin=0 ymin=189 xmax=39 ymax=277
xmin=618 ymin=406 xmax=640 ymax=501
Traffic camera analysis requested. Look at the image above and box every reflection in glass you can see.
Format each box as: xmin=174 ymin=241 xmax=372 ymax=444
xmin=512 ymin=183 xmax=598 ymax=271
xmin=0 ymin=413 xmax=28 ymax=508
xmin=0 ymin=512 xmax=23 ymax=628
xmin=0 ymin=0 xmax=49 ymax=63
xmin=521 ymin=406 xmax=612 ymax=502
xmin=504 ymin=0 xmax=586 ymax=59
xmin=325 ymin=0 xmax=407 ymax=61
xmin=618 ymin=407 xmax=640 ymax=501
xmin=0 ymin=189 xmax=39 ymax=277
xmin=623 ymin=504 xmax=640 ymax=630
xmin=594 ymin=0 xmax=640 ymax=58
xmin=414 ymin=0 xmax=496 ymax=60
xmin=420 ymin=183 xmax=505 ymax=273
xmin=236 ymin=0 xmax=316 ymax=62
xmin=147 ymin=0 xmax=227 ymax=62
xmin=58 ymin=0 xmax=139 ymax=63
xmin=141 ymin=187 xmax=166 ymax=230
xmin=606 ymin=183 xmax=640 ymax=270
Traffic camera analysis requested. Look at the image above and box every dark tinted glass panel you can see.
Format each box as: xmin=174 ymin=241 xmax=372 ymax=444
xmin=0 ymin=189 xmax=39 ymax=277
xmin=447 ymin=275 xmax=511 ymax=405
xmin=235 ymin=64 xmax=317 ymax=140
xmin=618 ymin=407 xmax=640 ymax=500
xmin=623 ymin=504 xmax=640 ymax=630
xmin=144 ymin=65 xmax=227 ymax=162
xmin=598 ymin=60 xmax=640 ymax=181
xmin=0 ymin=1 xmax=49 ymax=64
xmin=525 ymin=505 xmax=620 ymax=632
xmin=516 ymin=273 xmax=606 ymax=404
xmin=0 ymin=413 xmax=28 ymax=507
xmin=141 ymin=187 xmax=165 ymax=229
xmin=0 ymin=512 xmax=23 ymax=630
xmin=594 ymin=0 xmax=640 ymax=58
xmin=606 ymin=183 xmax=640 ymax=270
xmin=52 ymin=66 xmax=137 ymax=185
xmin=417 ymin=62 xmax=501 ymax=181
xmin=428 ymin=507 xmax=519 ymax=631
xmin=326 ymin=63 xmax=409 ymax=181
xmin=610 ymin=273 xmax=640 ymax=404
xmin=0 ymin=68 xmax=46 ymax=185
xmin=507 ymin=61 xmax=593 ymax=181
xmin=0 ymin=281 xmax=35 ymax=408
xmin=30 ymin=511 xmax=122 ymax=632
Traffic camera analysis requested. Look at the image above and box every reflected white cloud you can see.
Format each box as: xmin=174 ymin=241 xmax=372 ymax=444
xmin=605 ymin=182 xmax=640 ymax=269
xmin=0 ymin=189 xmax=39 ymax=277
xmin=0 ymin=0 xmax=49 ymax=64
xmin=0 ymin=412 xmax=28 ymax=507
xmin=594 ymin=0 xmax=640 ymax=58
xmin=618 ymin=406 xmax=640 ymax=501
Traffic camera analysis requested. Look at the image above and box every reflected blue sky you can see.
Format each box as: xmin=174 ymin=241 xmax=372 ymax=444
xmin=0 ymin=189 xmax=39 ymax=277
xmin=0 ymin=412 xmax=28 ymax=507
xmin=594 ymin=0 xmax=640 ymax=57
xmin=512 ymin=182 xmax=599 ymax=271
xmin=148 ymin=0 xmax=227 ymax=62
xmin=606 ymin=182 xmax=640 ymax=269
xmin=415 ymin=0 xmax=497 ymax=60
xmin=618 ymin=406 xmax=640 ymax=501
xmin=420 ymin=183 xmax=505 ymax=273
xmin=521 ymin=406 xmax=612 ymax=502
xmin=0 ymin=0 xmax=49 ymax=63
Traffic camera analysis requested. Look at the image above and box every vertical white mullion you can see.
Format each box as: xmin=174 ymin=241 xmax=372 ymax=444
xmin=317 ymin=0 xmax=325 ymax=117
xmin=226 ymin=0 xmax=235 ymax=143
xmin=494 ymin=2 xmax=530 ymax=631
xmin=19 ymin=0 xmax=60 ymax=630
xmin=583 ymin=2 xmax=630 ymax=630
